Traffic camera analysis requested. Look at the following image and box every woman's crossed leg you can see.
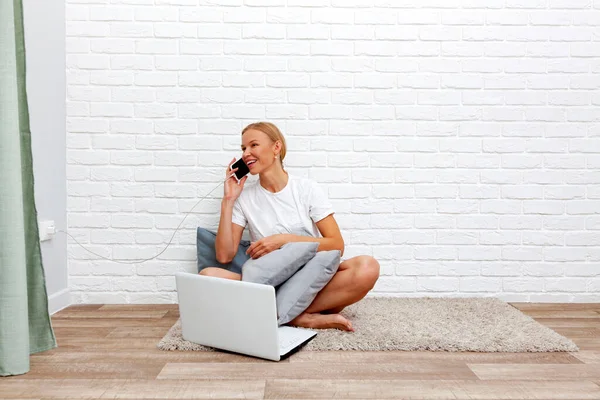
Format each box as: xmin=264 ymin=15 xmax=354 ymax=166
xmin=199 ymin=255 xmax=380 ymax=331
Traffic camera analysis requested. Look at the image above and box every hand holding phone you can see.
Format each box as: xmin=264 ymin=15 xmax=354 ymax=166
xmin=224 ymin=158 xmax=248 ymax=201
xmin=230 ymin=158 xmax=250 ymax=182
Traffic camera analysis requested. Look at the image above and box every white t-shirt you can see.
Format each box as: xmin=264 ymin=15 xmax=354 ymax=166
xmin=232 ymin=174 xmax=334 ymax=242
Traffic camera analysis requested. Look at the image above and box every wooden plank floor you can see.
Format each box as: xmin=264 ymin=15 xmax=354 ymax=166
xmin=1 ymin=303 xmax=599 ymax=399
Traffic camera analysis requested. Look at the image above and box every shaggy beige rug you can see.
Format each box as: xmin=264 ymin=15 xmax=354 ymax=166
xmin=157 ymin=297 xmax=578 ymax=352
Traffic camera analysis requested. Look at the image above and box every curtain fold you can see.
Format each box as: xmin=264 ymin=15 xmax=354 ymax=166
xmin=0 ymin=0 xmax=57 ymax=376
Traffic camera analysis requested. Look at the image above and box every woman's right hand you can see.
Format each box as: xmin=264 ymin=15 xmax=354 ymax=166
xmin=224 ymin=157 xmax=247 ymax=201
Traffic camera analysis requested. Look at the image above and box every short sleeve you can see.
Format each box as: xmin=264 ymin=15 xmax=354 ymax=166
xmin=231 ymin=197 xmax=247 ymax=228
xmin=308 ymin=180 xmax=334 ymax=223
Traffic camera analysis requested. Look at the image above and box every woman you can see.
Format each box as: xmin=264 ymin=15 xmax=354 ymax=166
xmin=200 ymin=122 xmax=380 ymax=331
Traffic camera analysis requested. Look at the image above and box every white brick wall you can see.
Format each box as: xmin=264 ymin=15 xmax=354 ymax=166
xmin=67 ymin=0 xmax=600 ymax=304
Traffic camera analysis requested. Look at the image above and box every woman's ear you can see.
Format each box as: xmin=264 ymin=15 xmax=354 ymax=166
xmin=273 ymin=140 xmax=282 ymax=155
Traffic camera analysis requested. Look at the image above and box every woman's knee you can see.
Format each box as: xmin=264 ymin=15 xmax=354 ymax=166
xmin=198 ymin=267 xmax=218 ymax=276
xmin=353 ymin=255 xmax=380 ymax=292
xmin=198 ymin=267 xmax=241 ymax=280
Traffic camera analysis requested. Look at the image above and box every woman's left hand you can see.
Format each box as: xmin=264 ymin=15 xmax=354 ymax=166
xmin=246 ymin=234 xmax=287 ymax=259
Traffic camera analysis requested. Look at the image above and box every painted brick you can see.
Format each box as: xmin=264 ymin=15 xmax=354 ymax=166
xmin=67 ymin=1 xmax=599 ymax=303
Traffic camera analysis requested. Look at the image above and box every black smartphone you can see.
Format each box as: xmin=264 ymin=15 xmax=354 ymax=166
xmin=230 ymin=158 xmax=249 ymax=181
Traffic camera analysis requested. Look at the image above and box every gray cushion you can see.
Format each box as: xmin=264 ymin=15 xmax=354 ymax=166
xmin=196 ymin=227 xmax=250 ymax=275
xmin=241 ymin=242 xmax=319 ymax=287
xmin=276 ymin=249 xmax=341 ymax=325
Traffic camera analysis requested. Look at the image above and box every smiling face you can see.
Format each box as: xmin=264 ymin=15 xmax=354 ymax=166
xmin=241 ymin=128 xmax=281 ymax=174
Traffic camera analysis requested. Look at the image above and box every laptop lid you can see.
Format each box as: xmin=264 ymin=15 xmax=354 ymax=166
xmin=175 ymin=272 xmax=280 ymax=361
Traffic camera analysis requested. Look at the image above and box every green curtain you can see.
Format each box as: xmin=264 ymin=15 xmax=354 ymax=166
xmin=0 ymin=0 xmax=57 ymax=376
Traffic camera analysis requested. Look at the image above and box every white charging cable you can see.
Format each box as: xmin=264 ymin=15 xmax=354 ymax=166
xmin=57 ymin=177 xmax=230 ymax=264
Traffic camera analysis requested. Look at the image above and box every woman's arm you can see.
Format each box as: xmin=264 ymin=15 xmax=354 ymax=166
xmin=285 ymin=214 xmax=344 ymax=254
xmin=216 ymin=199 xmax=244 ymax=264
xmin=246 ymin=214 xmax=345 ymax=259
xmin=215 ymin=159 xmax=247 ymax=263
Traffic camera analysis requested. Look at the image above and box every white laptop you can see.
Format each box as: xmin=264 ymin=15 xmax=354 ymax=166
xmin=175 ymin=272 xmax=317 ymax=361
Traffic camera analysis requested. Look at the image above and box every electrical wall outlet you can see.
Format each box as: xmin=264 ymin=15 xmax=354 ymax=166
xmin=39 ymin=220 xmax=55 ymax=242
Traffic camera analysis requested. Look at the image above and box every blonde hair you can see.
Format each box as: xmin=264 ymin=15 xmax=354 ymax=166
xmin=241 ymin=122 xmax=287 ymax=165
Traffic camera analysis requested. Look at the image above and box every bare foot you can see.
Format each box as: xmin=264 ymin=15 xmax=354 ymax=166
xmin=289 ymin=312 xmax=354 ymax=332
